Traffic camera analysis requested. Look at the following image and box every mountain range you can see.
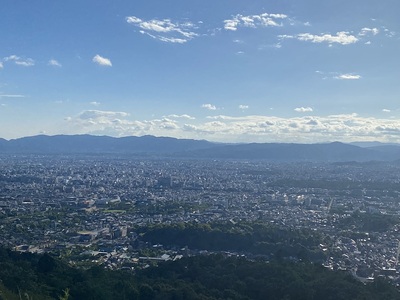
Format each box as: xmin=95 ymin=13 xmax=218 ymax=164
xmin=1 ymin=134 xmax=400 ymax=162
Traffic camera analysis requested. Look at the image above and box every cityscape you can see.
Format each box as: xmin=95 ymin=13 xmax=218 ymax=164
xmin=2 ymin=153 xmax=400 ymax=286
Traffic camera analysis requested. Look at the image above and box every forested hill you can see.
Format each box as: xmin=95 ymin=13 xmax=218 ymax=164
xmin=0 ymin=247 xmax=399 ymax=300
xmin=1 ymin=134 xmax=400 ymax=161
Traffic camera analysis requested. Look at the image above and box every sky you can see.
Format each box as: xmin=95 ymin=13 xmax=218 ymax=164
xmin=1 ymin=0 xmax=399 ymax=143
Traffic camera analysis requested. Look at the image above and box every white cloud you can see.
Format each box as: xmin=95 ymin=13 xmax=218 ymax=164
xmin=183 ymin=124 xmax=197 ymax=131
xmin=48 ymin=59 xmax=62 ymax=67
xmin=165 ymin=114 xmax=195 ymax=120
xmin=359 ymin=27 xmax=379 ymax=36
xmin=127 ymin=16 xmax=198 ymax=43
xmin=280 ymin=31 xmax=358 ymax=45
xmin=78 ymin=110 xmax=129 ymax=120
xmin=90 ymin=101 xmax=100 ymax=106
xmin=139 ymin=31 xmax=188 ymax=43
xmin=316 ymin=71 xmax=362 ymax=80
xmin=3 ymin=55 xmax=35 ymax=67
xmin=62 ymin=111 xmax=400 ymax=143
xmin=182 ymin=114 xmax=400 ymax=143
xmin=206 ymin=115 xmax=236 ymax=120
xmin=92 ymin=54 xmax=112 ymax=67
xmin=4 ymin=55 xmax=17 ymax=61
xmin=239 ymin=105 xmax=249 ymax=110
xmin=294 ymin=107 xmax=313 ymax=112
xmin=382 ymin=109 xmax=391 ymax=113
xmin=224 ymin=12 xmax=287 ymax=31
xmin=384 ymin=30 xmax=396 ymax=38
xmin=259 ymin=120 xmax=275 ymax=127
xmin=273 ymin=43 xmax=282 ymax=49
xmin=335 ymin=74 xmax=361 ymax=80
xmin=0 ymin=62 xmax=3 ymax=69
xmin=306 ymin=119 xmax=319 ymax=126
xmin=158 ymin=118 xmax=179 ymax=130
xmin=65 ymin=110 xmax=185 ymax=137
xmin=156 ymin=36 xmax=188 ymax=44
xmin=0 ymin=94 xmax=25 ymax=98
xmin=224 ymin=19 xmax=240 ymax=31
xmin=202 ymin=103 xmax=217 ymax=110
xmin=126 ymin=16 xmax=142 ymax=23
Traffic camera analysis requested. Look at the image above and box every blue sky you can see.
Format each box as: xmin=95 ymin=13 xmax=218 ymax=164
xmin=1 ymin=0 xmax=399 ymax=143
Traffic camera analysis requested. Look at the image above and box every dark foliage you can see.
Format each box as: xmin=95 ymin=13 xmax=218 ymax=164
xmin=337 ymin=211 xmax=399 ymax=232
xmin=0 ymin=247 xmax=399 ymax=299
xmin=140 ymin=222 xmax=328 ymax=262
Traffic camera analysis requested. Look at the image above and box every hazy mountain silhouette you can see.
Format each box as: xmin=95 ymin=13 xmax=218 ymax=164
xmin=182 ymin=141 xmax=386 ymax=162
xmin=3 ymin=135 xmax=216 ymax=154
xmin=366 ymin=145 xmax=400 ymax=157
xmin=350 ymin=141 xmax=400 ymax=147
xmin=0 ymin=138 xmax=7 ymax=151
xmin=0 ymin=135 xmax=397 ymax=161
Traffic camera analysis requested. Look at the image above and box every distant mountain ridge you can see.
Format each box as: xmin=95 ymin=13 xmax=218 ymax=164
xmin=181 ymin=141 xmax=384 ymax=162
xmin=1 ymin=134 xmax=216 ymax=154
xmin=1 ymin=134 xmax=400 ymax=162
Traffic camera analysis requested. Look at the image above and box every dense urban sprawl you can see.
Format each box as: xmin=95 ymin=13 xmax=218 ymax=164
xmin=1 ymin=155 xmax=400 ymax=285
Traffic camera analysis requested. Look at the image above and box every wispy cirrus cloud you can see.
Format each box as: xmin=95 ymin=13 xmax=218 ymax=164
xmin=164 ymin=114 xmax=195 ymax=120
xmin=0 ymin=94 xmax=25 ymax=98
xmin=224 ymin=13 xmax=288 ymax=31
xmin=48 ymin=59 xmax=62 ymax=67
xmin=92 ymin=55 xmax=112 ymax=67
xmin=382 ymin=26 xmax=396 ymax=38
xmin=316 ymin=71 xmax=362 ymax=80
xmin=78 ymin=110 xmax=129 ymax=120
xmin=126 ymin=16 xmax=198 ymax=43
xmin=3 ymin=55 xmax=35 ymax=67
